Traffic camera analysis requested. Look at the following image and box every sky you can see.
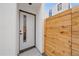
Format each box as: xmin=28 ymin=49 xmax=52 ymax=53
xmin=44 ymin=3 xmax=57 ymax=14
xmin=44 ymin=3 xmax=79 ymax=15
xmin=44 ymin=3 xmax=79 ymax=11
xmin=71 ymin=3 xmax=79 ymax=7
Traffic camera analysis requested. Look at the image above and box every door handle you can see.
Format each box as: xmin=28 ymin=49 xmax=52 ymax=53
xmin=19 ymin=32 xmax=22 ymax=35
xmin=19 ymin=30 xmax=22 ymax=35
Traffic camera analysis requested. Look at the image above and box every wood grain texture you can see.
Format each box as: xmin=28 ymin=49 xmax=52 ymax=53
xmin=44 ymin=10 xmax=72 ymax=56
xmin=72 ymin=7 xmax=79 ymax=56
xmin=44 ymin=6 xmax=79 ymax=56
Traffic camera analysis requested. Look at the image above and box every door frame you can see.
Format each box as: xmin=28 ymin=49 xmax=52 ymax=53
xmin=19 ymin=9 xmax=36 ymax=53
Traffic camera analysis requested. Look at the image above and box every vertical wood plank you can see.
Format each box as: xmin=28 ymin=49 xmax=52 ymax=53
xmin=72 ymin=7 xmax=79 ymax=56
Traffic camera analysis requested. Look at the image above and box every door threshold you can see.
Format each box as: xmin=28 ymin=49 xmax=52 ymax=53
xmin=19 ymin=46 xmax=35 ymax=54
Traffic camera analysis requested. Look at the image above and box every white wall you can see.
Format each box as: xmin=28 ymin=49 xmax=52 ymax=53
xmin=0 ymin=3 xmax=17 ymax=56
xmin=0 ymin=3 xmax=43 ymax=55
xmin=17 ymin=3 xmax=42 ymax=54
xmin=17 ymin=3 xmax=41 ymax=14
xmin=36 ymin=4 xmax=45 ymax=53
xmin=17 ymin=3 xmax=45 ymax=54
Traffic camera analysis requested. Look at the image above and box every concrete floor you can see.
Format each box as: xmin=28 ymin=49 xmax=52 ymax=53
xmin=19 ymin=48 xmax=42 ymax=56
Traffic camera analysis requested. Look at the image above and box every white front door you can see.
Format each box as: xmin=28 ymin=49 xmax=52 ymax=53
xmin=19 ymin=11 xmax=35 ymax=51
